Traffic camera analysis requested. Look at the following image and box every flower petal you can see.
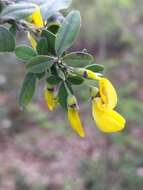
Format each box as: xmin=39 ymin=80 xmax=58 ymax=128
xmin=92 ymin=98 xmax=126 ymax=133
xmin=68 ymin=108 xmax=85 ymax=138
xmin=99 ymin=78 xmax=117 ymax=109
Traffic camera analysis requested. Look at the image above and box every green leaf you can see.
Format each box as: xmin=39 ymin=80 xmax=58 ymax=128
xmin=0 ymin=26 xmax=15 ymax=52
xmin=58 ymin=82 xmax=67 ymax=109
xmin=19 ymin=73 xmax=36 ymax=107
xmin=15 ymin=45 xmax=37 ymax=61
xmin=9 ymin=24 xmax=17 ymax=36
xmin=26 ymin=55 xmax=54 ymax=73
xmin=36 ymin=38 xmax=48 ymax=55
xmin=67 ymin=76 xmax=84 ymax=85
xmin=40 ymin=0 xmax=72 ymax=20
xmin=41 ymin=30 xmax=56 ymax=55
xmin=47 ymin=23 xmax=60 ymax=35
xmin=36 ymin=72 xmax=45 ymax=80
xmin=1 ymin=3 xmax=36 ymax=19
xmin=58 ymin=81 xmax=73 ymax=109
xmin=66 ymin=81 xmax=74 ymax=94
xmin=85 ymin=64 xmax=104 ymax=73
xmin=0 ymin=3 xmax=4 ymax=13
xmin=55 ymin=11 xmax=81 ymax=56
xmin=58 ymin=81 xmax=74 ymax=109
xmin=46 ymin=75 xmax=62 ymax=85
xmin=51 ymin=65 xmax=58 ymax=75
xmin=57 ymin=69 xmax=65 ymax=80
xmin=63 ymin=52 xmax=94 ymax=67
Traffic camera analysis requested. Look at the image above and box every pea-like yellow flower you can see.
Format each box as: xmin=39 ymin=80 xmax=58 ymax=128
xmin=27 ymin=5 xmax=44 ymax=49
xmin=92 ymin=97 xmax=125 ymax=133
xmin=90 ymin=77 xmax=125 ymax=133
xmin=67 ymin=95 xmax=85 ymax=138
xmin=44 ymin=88 xmax=57 ymax=111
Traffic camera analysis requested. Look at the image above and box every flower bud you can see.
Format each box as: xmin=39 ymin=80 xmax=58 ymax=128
xmin=44 ymin=87 xmax=57 ymax=111
xmin=75 ymin=68 xmax=100 ymax=80
xmin=67 ymin=95 xmax=77 ymax=108
xmin=90 ymin=87 xmax=99 ymax=98
xmin=67 ymin=95 xmax=85 ymax=138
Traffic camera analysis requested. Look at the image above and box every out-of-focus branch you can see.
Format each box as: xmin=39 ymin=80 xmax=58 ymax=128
xmin=0 ymin=17 xmax=42 ymax=37
xmin=0 ymin=0 xmax=16 ymax=5
xmin=0 ymin=0 xmax=43 ymax=37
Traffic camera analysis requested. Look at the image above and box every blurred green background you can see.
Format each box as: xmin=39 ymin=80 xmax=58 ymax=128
xmin=1 ymin=0 xmax=143 ymax=189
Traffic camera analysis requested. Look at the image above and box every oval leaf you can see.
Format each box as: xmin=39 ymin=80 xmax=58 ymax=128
xmin=41 ymin=30 xmax=56 ymax=55
xmin=55 ymin=10 xmax=81 ymax=56
xmin=26 ymin=55 xmax=54 ymax=73
xmin=9 ymin=24 xmax=17 ymax=36
xmin=36 ymin=72 xmax=45 ymax=80
xmin=46 ymin=75 xmax=62 ymax=85
xmin=47 ymin=23 xmax=60 ymax=34
xmin=15 ymin=45 xmax=37 ymax=61
xmin=0 ymin=3 xmax=3 ymax=13
xmin=57 ymin=69 xmax=65 ymax=80
xmin=51 ymin=65 xmax=58 ymax=75
xmin=19 ymin=73 xmax=36 ymax=107
xmin=0 ymin=26 xmax=15 ymax=52
xmin=67 ymin=76 xmax=84 ymax=85
xmin=1 ymin=3 xmax=36 ymax=19
xmin=58 ymin=82 xmax=68 ymax=109
xmin=58 ymin=81 xmax=73 ymax=109
xmin=36 ymin=37 xmax=48 ymax=55
xmin=85 ymin=64 xmax=104 ymax=73
xmin=63 ymin=52 xmax=94 ymax=67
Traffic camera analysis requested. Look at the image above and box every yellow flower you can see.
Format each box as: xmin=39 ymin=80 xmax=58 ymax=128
xmin=67 ymin=95 xmax=85 ymax=138
xmin=27 ymin=5 xmax=44 ymax=49
xmin=44 ymin=88 xmax=57 ymax=111
xmin=99 ymin=77 xmax=117 ymax=109
xmin=92 ymin=97 xmax=126 ymax=133
xmin=28 ymin=5 xmax=44 ymax=27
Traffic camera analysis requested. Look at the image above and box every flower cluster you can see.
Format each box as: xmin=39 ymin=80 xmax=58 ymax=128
xmin=16 ymin=4 xmax=126 ymax=137
xmin=68 ymin=70 xmax=125 ymax=137
xmin=43 ymin=68 xmax=126 ymax=138
xmin=26 ymin=5 xmax=126 ymax=137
